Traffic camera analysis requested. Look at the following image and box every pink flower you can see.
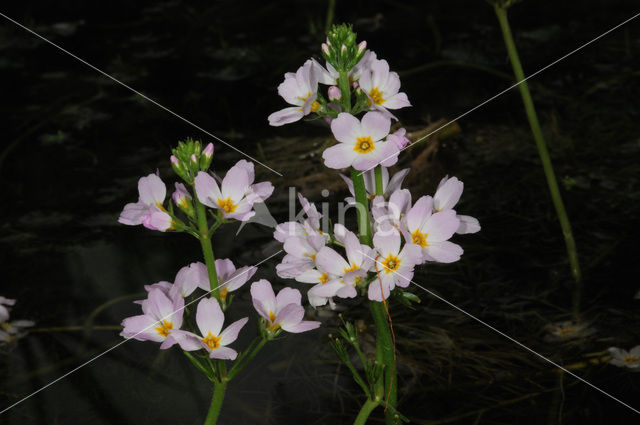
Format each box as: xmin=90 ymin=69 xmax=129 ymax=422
xmin=268 ymin=60 xmax=321 ymax=126
xmin=194 ymin=160 xmax=274 ymax=221
xmin=207 ymin=258 xmax=258 ymax=302
xmin=403 ymin=196 xmax=463 ymax=263
xmin=273 ymin=193 xmax=325 ymax=243
xmin=371 ymin=189 xmax=412 ymax=233
xmin=120 ymin=288 xmax=184 ymax=344
xmin=275 ymin=233 xmax=326 ymax=279
xmin=387 ymin=128 xmax=411 ymax=149
xmin=359 ymin=58 xmax=411 ymax=114
xmin=308 ymin=227 xmax=375 ymax=304
xmin=323 ymin=112 xmax=399 ymax=170
xmin=169 ymin=262 xmax=209 ymax=299
xmin=433 ymin=176 xmax=481 ymax=234
xmin=164 ymin=298 xmax=248 ymax=360
xmin=369 ymin=227 xmax=422 ymax=301
xmin=251 ymin=279 xmax=320 ymax=333
xmin=119 ymin=173 xmax=172 ymax=231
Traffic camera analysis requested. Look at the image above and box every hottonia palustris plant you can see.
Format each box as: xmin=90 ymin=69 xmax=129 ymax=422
xmin=268 ymin=24 xmax=480 ymax=424
xmin=117 ymin=140 xmax=320 ymax=424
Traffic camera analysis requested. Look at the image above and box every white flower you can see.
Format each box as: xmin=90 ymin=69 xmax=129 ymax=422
xmin=608 ymin=346 xmax=640 ymax=370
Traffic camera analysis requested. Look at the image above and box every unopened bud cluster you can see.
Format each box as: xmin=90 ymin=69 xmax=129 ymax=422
xmin=322 ymin=24 xmax=366 ymax=72
xmin=170 ymin=138 xmax=214 ymax=184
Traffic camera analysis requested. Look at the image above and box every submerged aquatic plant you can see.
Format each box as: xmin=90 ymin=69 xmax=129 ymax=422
xmin=269 ymin=24 xmax=479 ymax=424
xmin=118 ymin=139 xmax=320 ymax=424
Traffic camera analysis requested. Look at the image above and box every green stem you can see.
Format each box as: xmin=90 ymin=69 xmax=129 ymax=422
xmin=351 ymin=167 xmax=398 ymax=424
xmin=374 ymin=166 xmax=384 ymax=196
xmin=350 ymin=168 xmax=372 ymax=244
xmin=494 ymin=4 xmax=582 ymax=320
xmin=354 ymin=398 xmax=380 ymax=425
xmin=194 ymin=197 xmax=221 ymax=299
xmin=226 ymin=338 xmax=268 ymax=381
xmin=338 ymin=71 xmax=352 ymax=113
xmin=204 ymin=382 xmax=226 ymax=425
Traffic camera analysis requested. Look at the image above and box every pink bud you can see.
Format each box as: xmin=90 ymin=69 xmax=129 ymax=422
xmin=341 ymin=44 xmax=347 ymax=53
xmin=203 ymin=143 xmax=214 ymax=158
xmin=388 ymin=128 xmax=411 ymax=149
xmin=321 ymin=43 xmax=329 ymax=54
xmin=190 ymin=154 xmax=197 ymax=163
xmin=328 ymin=86 xmax=341 ymax=101
xmin=357 ymin=41 xmax=367 ymax=54
xmin=352 ymin=81 xmax=359 ymax=89
xmin=170 ymin=155 xmax=179 ymax=164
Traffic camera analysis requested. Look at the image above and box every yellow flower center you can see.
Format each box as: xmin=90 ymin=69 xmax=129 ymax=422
xmin=344 ymin=263 xmax=359 ymax=273
xmin=155 ymin=320 xmax=173 ymax=338
xmin=368 ymin=87 xmax=386 ymax=105
xmin=354 ymin=136 xmax=375 ymax=154
xmin=201 ymin=331 xmax=221 ymax=350
xmin=411 ymin=229 xmax=429 ymax=247
xmin=217 ymin=197 xmax=237 ymax=213
xmin=304 ymin=253 xmax=316 ymax=260
xmin=381 ymin=254 xmax=401 ymax=274
xmin=155 ymin=202 xmax=167 ymax=211
xmin=297 ymin=92 xmax=320 ymax=113
xmin=319 ymin=273 xmax=329 ymax=284
xmin=219 ymin=288 xmax=229 ymax=301
xmin=624 ymin=356 xmax=639 ymax=365
xmin=267 ymin=311 xmax=280 ymax=331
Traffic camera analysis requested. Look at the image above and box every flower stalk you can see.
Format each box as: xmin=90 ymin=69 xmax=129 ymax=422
xmin=351 ymin=167 xmax=399 ymax=424
xmin=493 ymin=3 xmax=582 ymax=319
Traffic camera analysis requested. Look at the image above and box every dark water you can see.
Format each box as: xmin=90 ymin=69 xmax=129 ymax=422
xmin=1 ymin=1 xmax=640 ymax=424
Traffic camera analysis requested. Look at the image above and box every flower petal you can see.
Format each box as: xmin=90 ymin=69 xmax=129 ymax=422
xmin=196 ymin=298 xmax=224 ymax=337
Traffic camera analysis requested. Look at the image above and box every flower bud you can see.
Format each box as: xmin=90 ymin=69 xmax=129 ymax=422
xmin=322 ymin=43 xmax=329 ymax=54
xmin=328 ymin=86 xmax=341 ymax=101
xmin=387 ymin=128 xmax=411 ymax=149
xmin=200 ymin=142 xmax=214 ymax=170
xmin=190 ymin=154 xmax=198 ymax=163
xmin=172 ymin=183 xmax=195 ymax=217
xmin=357 ymin=40 xmax=367 ymax=54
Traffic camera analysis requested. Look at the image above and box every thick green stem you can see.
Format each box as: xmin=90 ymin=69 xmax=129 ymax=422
xmin=204 ymin=382 xmax=226 ymax=425
xmin=374 ymin=166 xmax=384 ymax=196
xmin=194 ymin=198 xmax=221 ymax=299
xmin=351 ymin=168 xmax=398 ymax=424
xmin=354 ymin=398 xmax=380 ymax=425
xmin=494 ymin=5 xmax=582 ymax=319
xmin=338 ymin=71 xmax=352 ymax=113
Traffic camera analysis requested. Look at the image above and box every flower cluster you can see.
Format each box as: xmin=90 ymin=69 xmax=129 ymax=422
xmin=119 ymin=141 xmax=319 ymax=367
xmin=268 ymin=24 xmax=411 ymax=172
xmin=0 ymin=296 xmax=34 ymax=344
xmin=273 ymin=173 xmax=479 ymax=305
xmin=269 ymin=25 xmax=480 ymax=307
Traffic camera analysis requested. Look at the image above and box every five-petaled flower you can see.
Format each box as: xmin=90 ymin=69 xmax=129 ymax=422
xmin=433 ymin=176 xmax=481 ymax=234
xmin=251 ymin=279 xmax=321 ymax=333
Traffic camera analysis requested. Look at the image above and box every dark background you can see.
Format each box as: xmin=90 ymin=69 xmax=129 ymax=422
xmin=1 ymin=1 xmax=639 ymax=424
